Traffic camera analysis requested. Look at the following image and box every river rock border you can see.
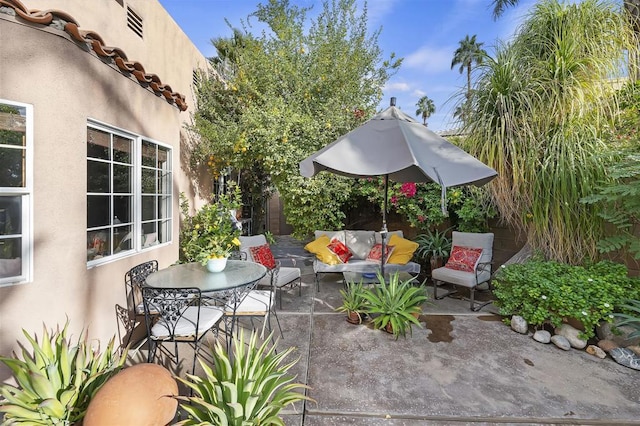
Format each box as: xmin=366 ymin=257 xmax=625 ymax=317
xmin=510 ymin=315 xmax=640 ymax=371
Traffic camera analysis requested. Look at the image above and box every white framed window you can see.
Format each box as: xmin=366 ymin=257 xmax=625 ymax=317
xmin=87 ymin=122 xmax=172 ymax=266
xmin=0 ymin=99 xmax=32 ymax=286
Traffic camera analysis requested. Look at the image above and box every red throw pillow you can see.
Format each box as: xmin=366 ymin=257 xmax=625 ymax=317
xmin=327 ymin=238 xmax=353 ymax=263
xmin=366 ymin=243 xmax=395 ymax=263
xmin=249 ymin=244 xmax=276 ymax=269
xmin=445 ymin=246 xmax=483 ymax=272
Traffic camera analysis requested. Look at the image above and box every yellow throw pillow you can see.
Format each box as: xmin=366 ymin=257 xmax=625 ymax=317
xmin=304 ymin=234 xmax=340 ymax=265
xmin=387 ymin=234 xmax=419 ymax=265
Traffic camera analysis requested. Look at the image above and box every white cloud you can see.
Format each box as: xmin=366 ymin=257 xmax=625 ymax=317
xmin=412 ymin=89 xmax=426 ymax=97
xmin=358 ymin=0 xmax=401 ymax=26
xmin=404 ymin=45 xmax=454 ymax=73
xmin=384 ymin=81 xmax=410 ymax=92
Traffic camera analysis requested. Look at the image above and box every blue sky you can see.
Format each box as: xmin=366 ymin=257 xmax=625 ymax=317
xmin=158 ymin=0 xmax=536 ymax=132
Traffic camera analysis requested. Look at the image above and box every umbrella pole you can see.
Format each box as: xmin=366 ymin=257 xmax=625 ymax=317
xmin=381 ymin=174 xmax=389 ymax=277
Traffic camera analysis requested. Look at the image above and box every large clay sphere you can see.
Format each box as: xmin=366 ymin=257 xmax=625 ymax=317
xmin=84 ymin=363 xmax=179 ymax=426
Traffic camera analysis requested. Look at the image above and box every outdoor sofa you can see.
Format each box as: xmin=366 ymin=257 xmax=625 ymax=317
xmin=305 ymin=230 xmax=421 ymax=290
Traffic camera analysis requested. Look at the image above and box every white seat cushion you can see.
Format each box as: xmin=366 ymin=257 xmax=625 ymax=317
xmin=274 ymin=266 xmax=301 ymax=288
xmin=151 ymin=305 xmax=223 ymax=338
xmin=229 ymin=290 xmax=273 ymax=313
xmin=431 ymin=266 xmax=491 ymax=289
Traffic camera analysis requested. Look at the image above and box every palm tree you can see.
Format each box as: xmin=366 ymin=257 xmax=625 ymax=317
xmin=415 ymin=96 xmax=435 ymax=126
xmin=451 ymin=35 xmax=487 ymax=100
xmin=466 ymin=0 xmax=636 ymax=264
xmin=491 ymin=0 xmax=520 ymax=20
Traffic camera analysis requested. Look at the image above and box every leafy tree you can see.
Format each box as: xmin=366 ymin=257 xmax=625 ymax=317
xmin=450 ymin=34 xmax=487 ymax=100
xmin=189 ymin=0 xmax=401 ymax=237
xmin=415 ymin=96 xmax=435 ymax=126
xmin=463 ymin=0 xmax=637 ymax=263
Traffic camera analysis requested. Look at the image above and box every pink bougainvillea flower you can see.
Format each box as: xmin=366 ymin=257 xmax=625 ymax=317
xmin=400 ymin=182 xmax=417 ymax=197
xmin=417 ymin=215 xmax=425 ymax=222
xmin=390 ymin=196 xmax=398 ymax=205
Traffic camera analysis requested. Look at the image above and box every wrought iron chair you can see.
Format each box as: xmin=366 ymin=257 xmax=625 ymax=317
xmin=120 ymin=260 xmax=159 ymax=351
xmin=142 ymin=286 xmax=224 ymax=376
xmin=431 ymin=232 xmax=495 ymax=311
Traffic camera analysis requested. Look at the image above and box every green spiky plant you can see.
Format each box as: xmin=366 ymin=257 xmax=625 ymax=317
xmin=0 ymin=322 xmax=127 ymax=425
xmin=175 ymin=330 xmax=311 ymax=425
xmin=336 ymin=280 xmax=369 ymax=324
xmin=361 ymin=272 xmax=427 ymax=339
xmin=462 ymin=0 xmax=637 ymax=264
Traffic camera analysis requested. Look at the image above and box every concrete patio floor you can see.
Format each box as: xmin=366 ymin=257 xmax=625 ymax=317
xmin=269 ymin=236 xmax=640 ymax=425
xmin=142 ymin=236 xmax=640 ymax=425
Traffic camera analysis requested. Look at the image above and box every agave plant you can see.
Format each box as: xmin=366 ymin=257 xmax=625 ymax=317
xmin=175 ymin=329 xmax=311 ymax=425
xmin=0 ymin=322 xmax=127 ymax=425
xmin=336 ymin=280 xmax=368 ymax=324
xmin=362 ymin=272 xmax=428 ymax=339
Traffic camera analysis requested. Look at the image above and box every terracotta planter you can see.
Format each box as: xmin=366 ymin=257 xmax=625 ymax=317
xmin=346 ymin=311 xmax=363 ymax=324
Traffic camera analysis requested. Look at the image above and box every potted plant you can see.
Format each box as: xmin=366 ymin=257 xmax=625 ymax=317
xmin=415 ymin=228 xmax=452 ymax=273
xmin=181 ymin=184 xmax=243 ymax=271
xmin=361 ymin=272 xmax=428 ymax=339
xmin=336 ymin=280 xmax=368 ymax=324
xmin=175 ymin=330 xmax=311 ymax=425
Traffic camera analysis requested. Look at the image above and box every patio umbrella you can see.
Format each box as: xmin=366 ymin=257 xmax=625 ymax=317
xmin=299 ymin=97 xmax=497 ymax=274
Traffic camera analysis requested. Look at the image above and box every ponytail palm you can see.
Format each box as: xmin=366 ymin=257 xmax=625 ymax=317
xmin=463 ymin=0 xmax=636 ymax=263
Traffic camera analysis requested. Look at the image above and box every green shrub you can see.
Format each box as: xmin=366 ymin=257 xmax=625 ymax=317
xmin=493 ymin=259 xmax=640 ymax=339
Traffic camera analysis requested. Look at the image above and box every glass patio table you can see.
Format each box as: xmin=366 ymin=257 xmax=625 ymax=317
xmin=144 ymin=260 xmax=267 ymax=347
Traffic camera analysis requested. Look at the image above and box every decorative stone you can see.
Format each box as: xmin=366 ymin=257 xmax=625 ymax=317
xmin=551 ymin=335 xmax=571 ymax=351
xmin=586 ymin=345 xmax=607 ymax=359
xmin=609 ymin=347 xmax=640 ymax=370
xmin=596 ymin=321 xmax=640 ymax=347
xmin=533 ymin=330 xmax=551 ymax=343
xmin=597 ymin=339 xmax=619 ymax=353
xmin=627 ymin=345 xmax=640 ymax=356
xmin=510 ymin=315 xmax=528 ymax=334
xmin=554 ymin=323 xmax=587 ymax=349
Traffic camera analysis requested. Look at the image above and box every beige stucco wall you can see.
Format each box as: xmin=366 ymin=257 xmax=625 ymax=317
xmin=0 ymin=2 xmax=209 ymax=380
xmin=24 ymin=0 xmax=214 ymax=206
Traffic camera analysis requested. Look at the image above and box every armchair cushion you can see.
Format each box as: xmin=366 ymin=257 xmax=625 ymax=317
xmin=445 ymin=246 xmax=483 ymax=273
xmin=249 ymin=244 xmax=276 ymax=269
xmin=304 ymin=235 xmax=340 ymax=265
xmin=387 ymin=234 xmax=419 ymax=265
xmin=327 ymin=238 xmax=353 ymax=263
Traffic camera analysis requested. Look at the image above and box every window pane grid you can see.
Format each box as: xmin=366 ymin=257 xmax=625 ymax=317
xmin=0 ymin=100 xmax=30 ymax=284
xmin=87 ymin=125 xmax=171 ymax=265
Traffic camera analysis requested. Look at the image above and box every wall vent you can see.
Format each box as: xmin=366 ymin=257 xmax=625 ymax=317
xmin=126 ymin=6 xmax=143 ymax=38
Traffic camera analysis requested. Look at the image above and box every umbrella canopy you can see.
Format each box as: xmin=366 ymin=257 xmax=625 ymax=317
xmin=300 ymin=103 xmax=497 ymax=187
xmin=299 ymin=99 xmax=497 ymax=275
